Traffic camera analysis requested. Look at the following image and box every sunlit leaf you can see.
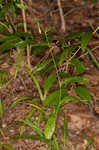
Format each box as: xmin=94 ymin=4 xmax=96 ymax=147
xmin=81 ymin=32 xmax=93 ymax=51
xmin=44 ymin=113 xmax=56 ymax=139
xmin=71 ymin=58 xmax=86 ymax=74
xmin=75 ymin=86 xmax=92 ymax=102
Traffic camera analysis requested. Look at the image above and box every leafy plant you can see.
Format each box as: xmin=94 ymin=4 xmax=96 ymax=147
xmin=0 ymin=1 xmax=98 ymax=149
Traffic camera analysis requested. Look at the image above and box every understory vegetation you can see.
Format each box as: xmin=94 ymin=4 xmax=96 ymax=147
xmin=0 ymin=0 xmax=99 ymax=150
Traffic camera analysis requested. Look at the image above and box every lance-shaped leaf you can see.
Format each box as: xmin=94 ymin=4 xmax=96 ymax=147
xmin=22 ymin=119 xmax=43 ymax=137
xmin=61 ymin=76 xmax=89 ymax=85
xmin=44 ymin=113 xmax=56 ymax=140
xmin=44 ymin=74 xmax=57 ymax=97
xmin=44 ymin=88 xmax=66 ymax=106
xmin=14 ymin=48 xmax=24 ymax=79
xmin=87 ymin=48 xmax=99 ymax=69
xmin=10 ymin=96 xmax=32 ymax=109
xmin=71 ymin=58 xmax=86 ymax=74
xmin=81 ymin=32 xmax=93 ymax=51
xmin=60 ymin=95 xmax=82 ymax=106
xmin=75 ymin=86 xmax=92 ymax=103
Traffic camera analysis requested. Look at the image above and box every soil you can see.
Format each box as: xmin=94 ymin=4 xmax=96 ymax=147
xmin=0 ymin=0 xmax=99 ymax=149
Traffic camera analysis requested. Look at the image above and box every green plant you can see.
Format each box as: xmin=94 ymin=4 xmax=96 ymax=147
xmin=0 ymin=1 xmax=99 ymax=149
xmin=9 ymin=28 xmax=96 ymax=149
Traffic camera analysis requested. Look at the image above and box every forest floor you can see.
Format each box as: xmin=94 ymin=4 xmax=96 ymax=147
xmin=0 ymin=0 xmax=99 ymax=149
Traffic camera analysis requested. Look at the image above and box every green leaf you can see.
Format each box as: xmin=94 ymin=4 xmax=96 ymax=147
xmin=44 ymin=113 xmax=56 ymax=139
xmin=62 ymin=118 xmax=68 ymax=149
xmin=0 ymin=21 xmax=10 ymax=32
xmin=0 ymin=4 xmax=10 ymax=19
xmin=44 ymin=90 xmax=60 ymax=106
xmin=45 ymin=26 xmax=52 ymax=34
xmin=10 ymin=96 xmax=32 ymax=109
xmin=27 ymin=70 xmax=44 ymax=101
xmin=52 ymin=135 xmax=59 ymax=150
xmin=59 ymin=38 xmax=67 ymax=47
xmin=59 ymin=45 xmax=77 ymax=65
xmin=36 ymin=18 xmax=42 ymax=34
xmin=22 ymin=119 xmax=43 ymax=137
xmin=71 ymin=58 xmax=86 ymax=74
xmin=62 ymin=76 xmax=89 ymax=85
xmin=81 ymin=32 xmax=93 ymax=51
xmin=14 ymin=48 xmax=24 ymax=79
xmin=84 ymin=136 xmax=93 ymax=150
xmin=11 ymin=134 xmax=49 ymax=143
xmin=0 ymin=144 xmax=15 ymax=150
xmin=87 ymin=48 xmax=99 ymax=69
xmin=44 ymin=74 xmax=57 ymax=97
xmin=75 ymin=86 xmax=92 ymax=102
xmin=60 ymin=96 xmax=82 ymax=106
xmin=0 ymin=99 xmax=3 ymax=118
xmin=16 ymin=4 xmax=28 ymax=9
xmin=0 ymin=34 xmax=19 ymax=42
xmin=15 ymin=39 xmax=33 ymax=47
xmin=20 ymin=109 xmax=36 ymax=135
xmin=32 ymin=41 xmax=48 ymax=47
xmin=68 ymin=32 xmax=83 ymax=38
xmin=44 ymin=89 xmax=66 ymax=106
xmin=32 ymin=58 xmax=52 ymax=74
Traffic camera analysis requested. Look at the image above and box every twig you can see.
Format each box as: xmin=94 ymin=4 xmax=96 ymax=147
xmin=21 ymin=0 xmax=32 ymax=70
xmin=57 ymin=0 xmax=66 ymax=32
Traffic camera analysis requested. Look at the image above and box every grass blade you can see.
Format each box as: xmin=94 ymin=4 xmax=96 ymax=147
xmin=10 ymin=96 xmax=32 ymax=109
xmin=11 ymin=134 xmax=49 ymax=143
